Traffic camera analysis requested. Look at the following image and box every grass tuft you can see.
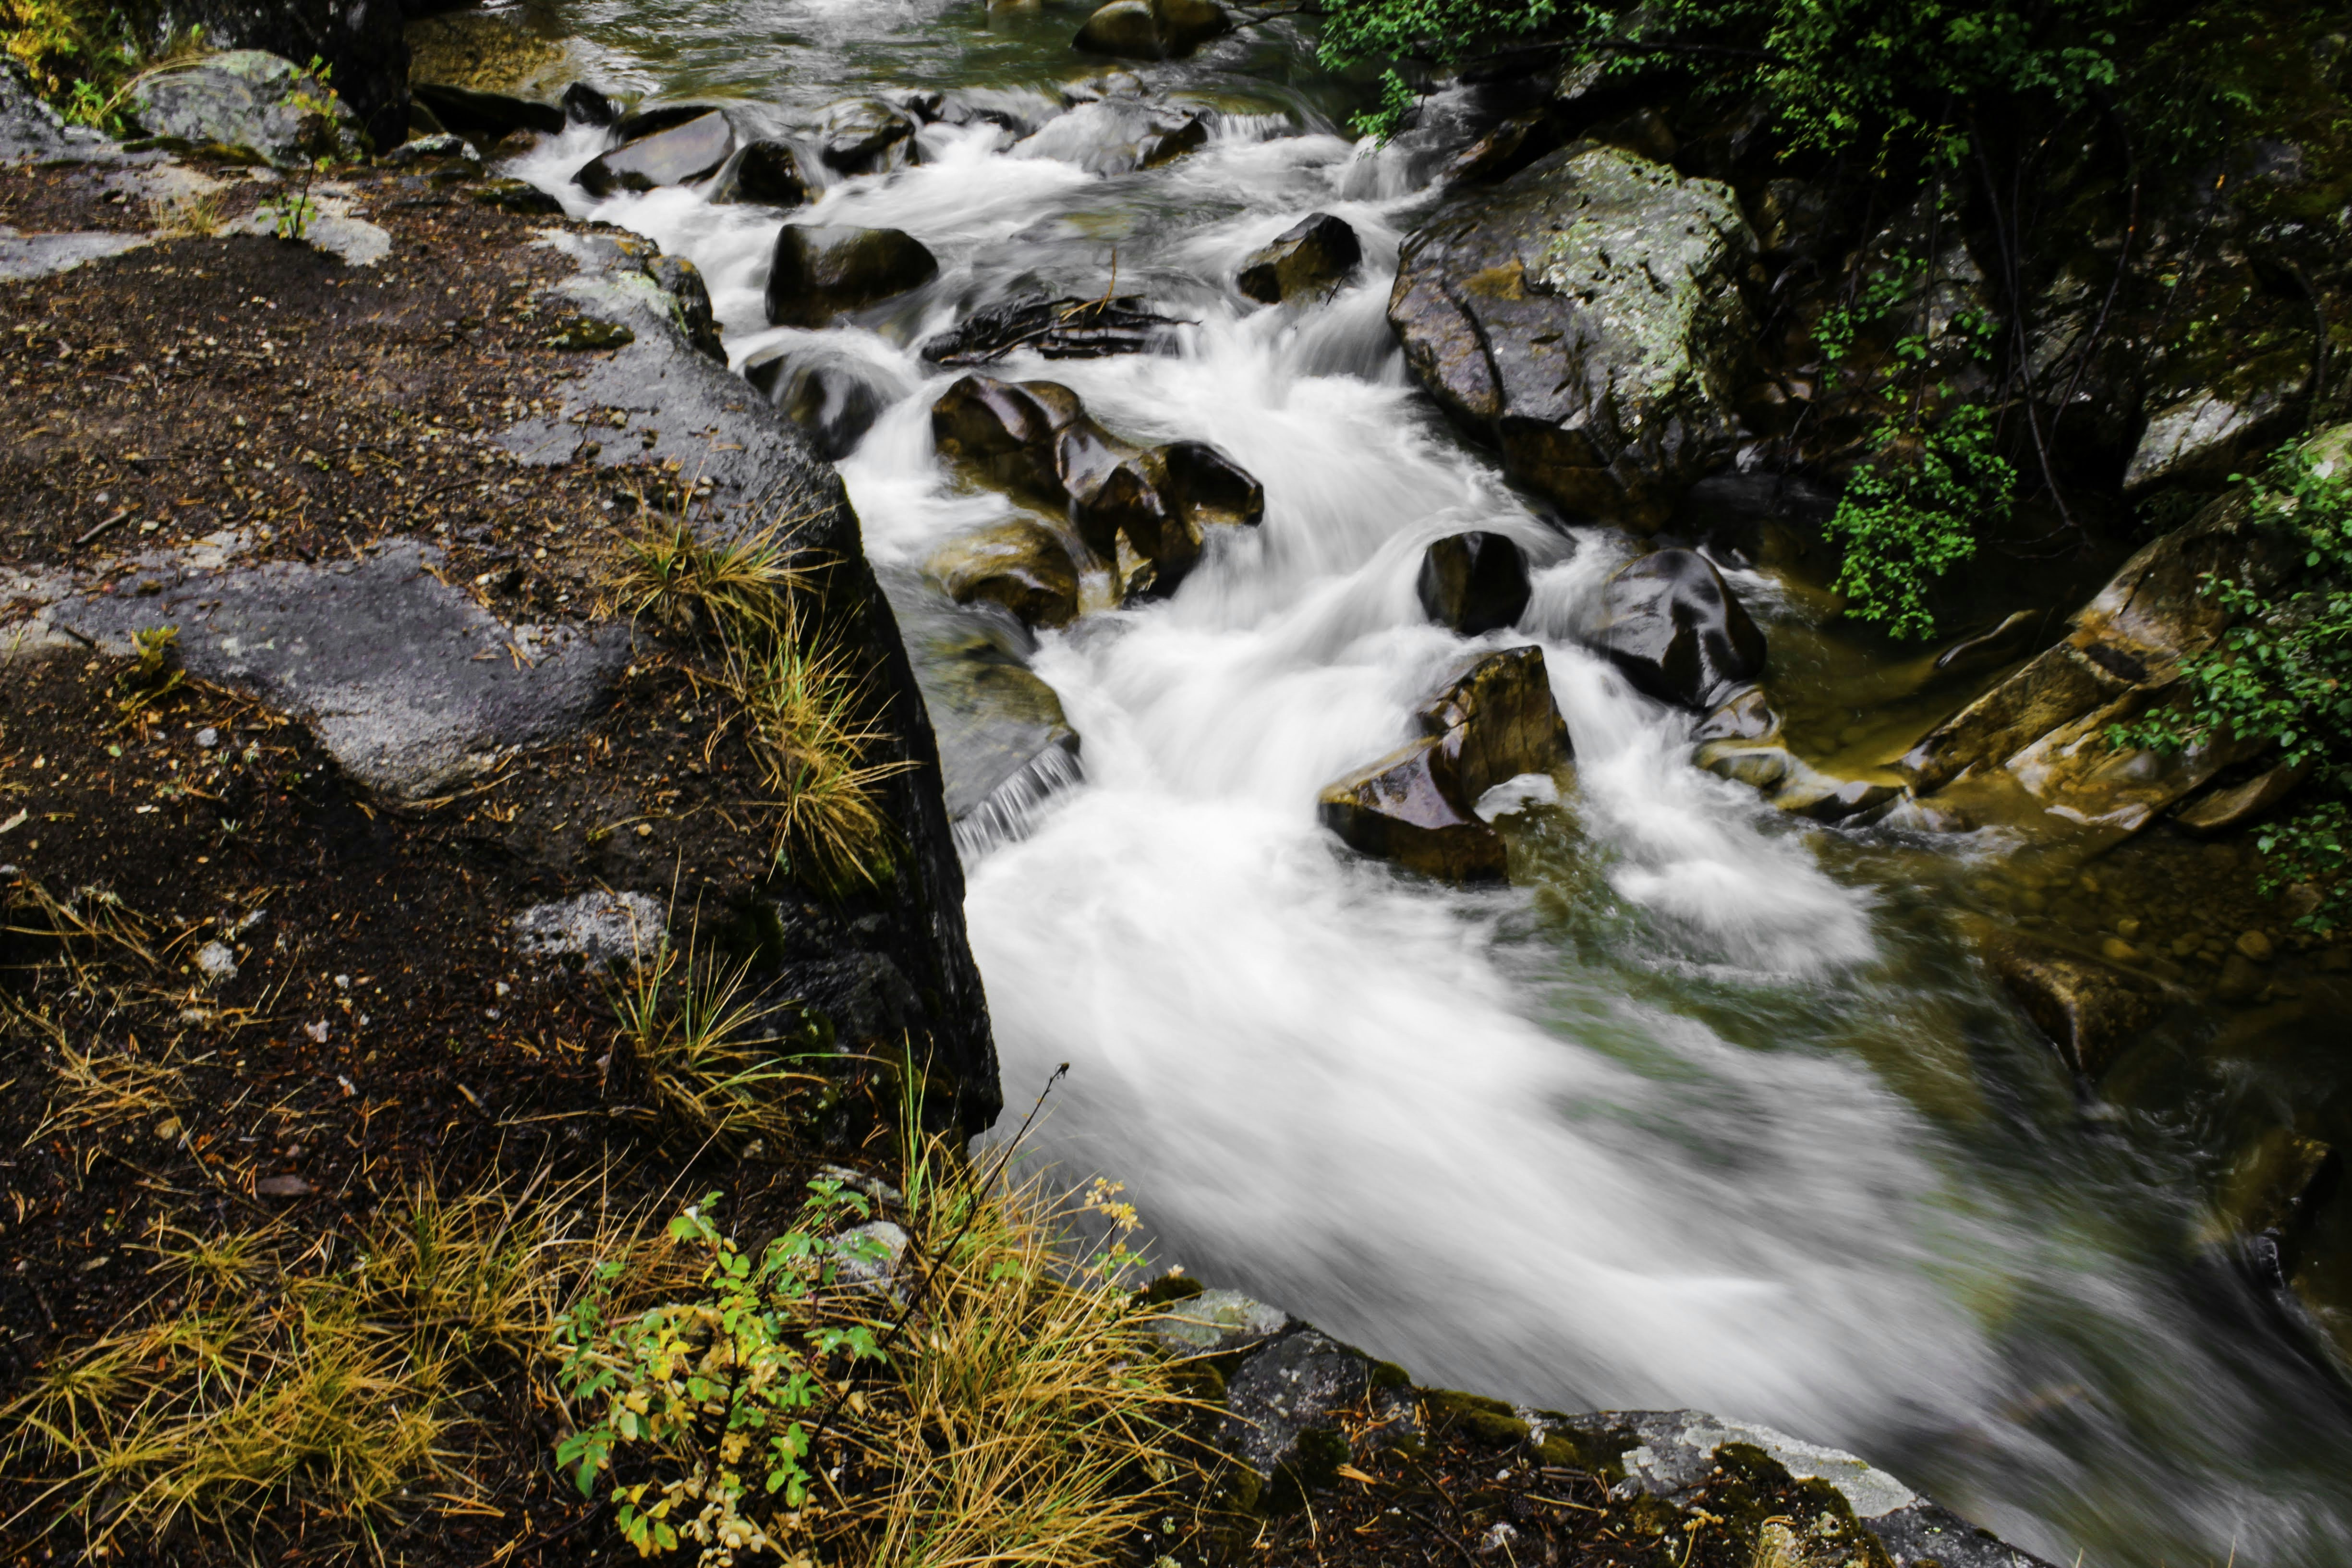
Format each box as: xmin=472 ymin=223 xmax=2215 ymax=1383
xmin=607 ymin=921 xmax=824 ymax=1153
xmin=608 ymin=501 xmax=912 ymax=895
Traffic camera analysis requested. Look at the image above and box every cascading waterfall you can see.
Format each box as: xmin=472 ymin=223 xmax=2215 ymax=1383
xmin=503 ymin=12 xmax=2352 ymax=1559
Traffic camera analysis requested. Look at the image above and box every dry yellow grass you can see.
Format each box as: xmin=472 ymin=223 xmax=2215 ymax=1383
xmin=607 ymin=918 xmax=824 ymax=1152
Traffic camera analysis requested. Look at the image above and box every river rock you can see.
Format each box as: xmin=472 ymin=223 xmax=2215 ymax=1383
xmin=647 ymin=255 xmax=723 ymax=364
xmin=820 ymin=97 xmax=918 ymax=175
xmin=2122 ymin=383 xmax=2303 ymax=498
xmin=2174 ymin=760 xmax=2309 ymax=835
xmin=928 ymin=521 xmax=1081 ymax=629
xmin=1073 ymin=0 xmax=1232 ymax=60
xmin=128 ymin=50 xmax=362 ymax=169
xmin=147 ymin=0 xmax=408 ymax=152
xmin=574 ymin=110 xmax=736 ymax=196
xmin=1218 ymin=1329 xmax=1411 ymax=1501
xmin=764 ymin=224 xmax=939 ymax=327
xmin=562 ymin=82 xmax=618 ymax=126
xmin=1984 ymin=935 xmax=2161 ymax=1079
xmin=707 ymin=139 xmax=809 ymax=207
xmin=932 ymin=375 xmax=1261 ymax=596
xmin=919 ymin=292 xmax=1180 ymax=365
xmin=1146 ymin=1287 xmax=1291 ymax=1357
xmin=1596 ymin=549 xmax=1766 ymax=710
xmin=743 ymin=346 xmax=896 ymax=459
xmin=1390 ymin=143 xmax=1757 ymax=528
xmin=1237 ymin=213 xmax=1361 ymax=304
xmin=612 ymin=104 xmax=715 ymax=140
xmin=408 ymin=81 xmax=562 ymax=141
xmin=1416 ymin=531 xmax=1529 ymax=636
xmin=1901 ymin=482 xmax=2304 ymax=835
xmin=1320 ymin=647 xmax=1569 ymax=884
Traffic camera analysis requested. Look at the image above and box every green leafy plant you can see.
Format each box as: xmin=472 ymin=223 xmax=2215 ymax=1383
xmin=259 ymin=58 xmax=345 ymax=241
xmin=555 ymin=1181 xmax=885 ymax=1561
xmin=1823 ymin=400 xmax=2018 ymax=639
xmin=1316 ymin=0 xmax=2147 ymax=146
xmin=2118 ymin=434 xmax=2352 ymax=930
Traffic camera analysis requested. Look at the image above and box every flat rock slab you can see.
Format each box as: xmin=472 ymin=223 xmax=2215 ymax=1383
xmin=55 ymin=539 xmax=625 ymax=798
xmin=0 ymin=228 xmax=148 ymax=280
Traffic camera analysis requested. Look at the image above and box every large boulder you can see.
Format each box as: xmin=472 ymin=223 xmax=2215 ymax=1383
xmin=1390 ymin=143 xmax=1757 ymax=528
xmin=1073 ymin=0 xmax=1232 ymax=59
xmin=127 ymin=50 xmax=363 ymax=169
xmin=1416 ymin=531 xmax=1529 ymax=636
xmin=574 ymin=110 xmax=736 ymax=196
xmin=1900 ymin=485 xmax=2301 ymax=835
xmin=819 ymin=97 xmax=918 ymax=176
xmin=408 ymin=81 xmax=562 ymax=142
xmin=155 ymin=0 xmax=408 ymax=151
xmin=707 ymin=139 xmax=809 ymax=207
xmin=764 ymin=224 xmax=939 ymax=327
xmin=1237 ymin=213 xmax=1360 ymax=305
xmin=1319 ymin=646 xmax=1570 ymax=884
xmin=927 ymin=521 xmax=1081 ymax=630
xmin=1596 ymin=548 xmax=1766 ymax=710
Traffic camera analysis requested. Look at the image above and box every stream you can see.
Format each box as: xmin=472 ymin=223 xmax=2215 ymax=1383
xmin=485 ymin=0 xmax=2352 ymax=1558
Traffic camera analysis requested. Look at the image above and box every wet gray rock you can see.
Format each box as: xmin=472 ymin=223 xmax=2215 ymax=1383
xmin=1417 ymin=531 xmax=1529 ymax=636
xmin=613 ymin=104 xmax=716 ymax=141
xmin=707 ymin=139 xmax=810 ymax=207
xmin=56 ymin=539 xmax=625 ymax=799
xmin=2123 ymin=382 xmax=2303 ymax=497
xmin=1596 ymin=548 xmax=1767 ymax=710
xmin=928 ymin=520 xmax=1081 ymax=630
xmin=1237 ymin=212 xmax=1360 ymax=304
xmin=764 ymin=223 xmax=939 ymax=327
xmin=2 ymin=59 xmax=118 ymax=163
xmin=1219 ymin=1329 xmax=1405 ymax=1486
xmin=157 ymin=0 xmax=409 ymax=151
xmin=819 ymin=97 xmax=918 ymax=176
xmin=743 ymin=345 xmax=898 ymax=459
xmin=379 ymin=132 xmax=480 ymax=170
xmin=408 ymin=82 xmax=562 ymax=142
xmin=1074 ymin=0 xmax=1232 ymax=59
xmin=645 ymin=254 xmax=724 ymax=362
xmin=1320 ymin=646 xmax=1570 ymax=884
xmin=1390 ymin=144 xmax=1757 ymax=528
xmin=574 ymin=110 xmax=736 ymax=197
xmin=563 ymin=82 xmax=618 ymax=127
xmin=1014 ymin=96 xmax=1208 ymax=176
xmin=894 ymin=599 xmax=1084 ymax=858
xmin=128 ymin=50 xmax=362 ymax=169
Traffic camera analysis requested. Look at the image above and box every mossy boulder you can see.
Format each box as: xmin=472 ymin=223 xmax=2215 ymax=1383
xmin=1390 ymin=143 xmax=1757 ymax=528
xmin=128 ymin=50 xmax=362 ymax=170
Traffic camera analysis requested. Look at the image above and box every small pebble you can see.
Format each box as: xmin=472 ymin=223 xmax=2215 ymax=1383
xmin=2100 ymin=937 xmax=2140 ymax=965
xmin=2235 ymin=929 xmax=2275 ymax=963
xmin=194 ymin=727 xmax=218 ymax=749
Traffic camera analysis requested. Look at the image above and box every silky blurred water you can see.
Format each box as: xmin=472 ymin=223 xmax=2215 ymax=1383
xmin=498 ymin=0 xmax=2352 ymax=1556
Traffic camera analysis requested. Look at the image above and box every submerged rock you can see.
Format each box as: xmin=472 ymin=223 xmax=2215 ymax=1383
xmin=742 ymin=345 xmax=897 ymax=459
xmin=1319 ymin=646 xmax=1570 ymax=884
xmin=1596 ymin=548 xmax=1767 ymax=710
xmin=408 ymin=81 xmax=562 ymax=141
xmin=919 ymin=292 xmax=1181 ymax=365
xmin=819 ymin=96 xmax=917 ymax=176
xmin=1390 ymin=144 xmax=1757 ymax=528
xmin=764 ymin=224 xmax=939 ymax=327
xmin=706 ymin=139 xmax=809 ymax=207
xmin=1073 ymin=0 xmax=1232 ymax=60
xmin=573 ymin=110 xmax=735 ymax=196
xmin=927 ymin=520 xmax=1081 ymax=630
xmin=128 ymin=50 xmax=362 ymax=169
xmin=1416 ymin=531 xmax=1530 ymax=636
xmin=1984 ymin=934 xmax=2162 ymax=1079
xmin=1237 ymin=212 xmax=1360 ymax=304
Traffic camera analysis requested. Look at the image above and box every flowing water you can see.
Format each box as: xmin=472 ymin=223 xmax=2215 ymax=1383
xmin=493 ymin=2 xmax=2352 ymax=1557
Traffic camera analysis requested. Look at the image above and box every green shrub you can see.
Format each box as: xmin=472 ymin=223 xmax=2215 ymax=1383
xmin=2119 ymin=433 xmax=2352 ymax=930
